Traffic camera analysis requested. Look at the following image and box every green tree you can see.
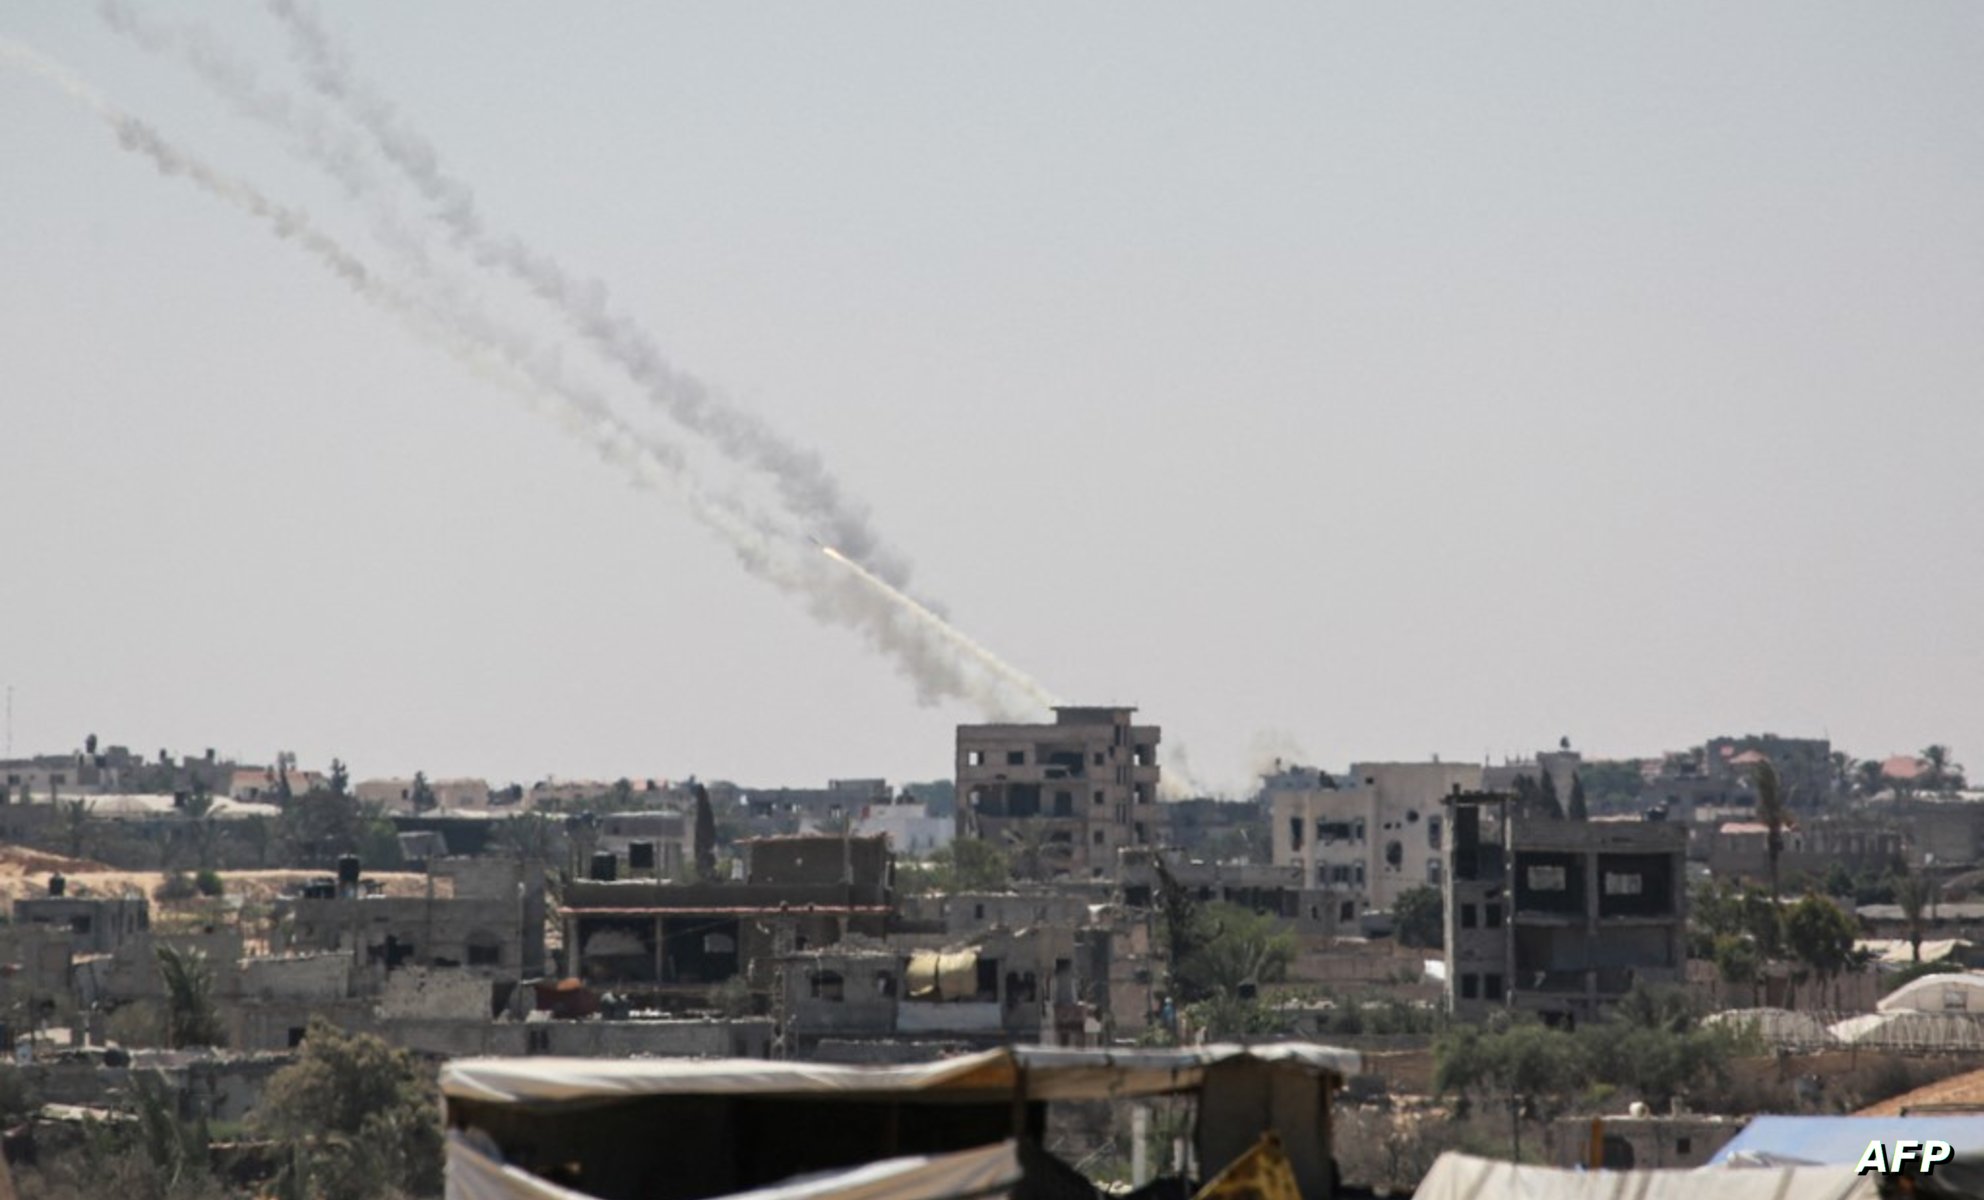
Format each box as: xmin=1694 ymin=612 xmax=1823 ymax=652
xmin=156 ymin=945 xmax=222 ymax=1049
xmin=256 ymin=1018 xmax=443 ymax=1200
xmin=1752 ymin=760 xmax=1789 ymax=901
xmin=1895 ymin=870 xmax=1932 ymax=964
xmin=1171 ymin=902 xmax=1296 ymax=1002
xmin=409 ymin=771 xmax=436 ymax=814
xmin=694 ymin=784 xmax=718 ymax=882
xmin=1783 ymin=893 xmax=1858 ymax=1008
xmin=1922 ymin=745 xmax=1966 ymax=793
xmin=1537 ymin=771 xmax=1564 ymax=820
xmin=1856 ymin=759 xmax=1887 ymax=798
xmin=327 ymin=758 xmax=350 ymax=799
xmin=1566 ymin=773 xmax=1588 ymax=821
xmin=1393 ymin=885 xmax=1444 ymax=950
xmin=59 ymin=797 xmax=92 ymax=859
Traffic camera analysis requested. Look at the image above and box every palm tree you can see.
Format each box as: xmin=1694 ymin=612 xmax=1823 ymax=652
xmin=1753 ymin=761 xmax=1789 ymax=901
xmin=1831 ymin=751 xmax=1857 ymax=798
xmin=1896 ymin=870 xmax=1932 ymax=963
xmin=156 ymin=944 xmax=223 ymax=1048
xmin=1921 ymin=746 xmax=1967 ymax=794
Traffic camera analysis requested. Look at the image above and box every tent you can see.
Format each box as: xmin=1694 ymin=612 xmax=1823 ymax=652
xmin=441 ymin=1044 xmax=1359 ymax=1200
xmin=1411 ymin=1152 xmax=1877 ymax=1200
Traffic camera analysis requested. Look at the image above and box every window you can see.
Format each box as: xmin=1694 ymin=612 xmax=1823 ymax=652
xmin=1676 ymin=1138 xmax=1692 ymax=1156
xmin=1093 ymin=752 xmax=1104 ymax=766
xmin=966 ymin=751 xmax=984 ymax=766
xmin=1484 ymin=973 xmax=1505 ymax=1001
xmin=1006 ymin=750 xmax=1026 ymax=766
xmin=1461 ymin=904 xmax=1478 ymax=930
xmin=1054 ymin=790 xmax=1074 ymax=816
xmin=1429 ymin=817 xmax=1442 ymax=850
xmin=1461 ymin=973 xmax=1479 ymax=1000
xmin=1133 ymin=822 xmax=1148 ymax=842
xmin=1290 ymin=817 xmax=1305 ymax=851
xmin=810 ymin=970 xmax=845 ymax=1002
xmin=1385 ymin=840 xmax=1403 ymax=869
xmin=69 ymin=915 xmax=92 ymax=935
xmin=1093 ymin=829 xmax=1105 ymax=845
xmin=467 ymin=940 xmax=502 ymax=966
xmin=288 ymin=1027 xmax=309 ymax=1049
xmin=1427 ymin=859 xmax=1442 ymax=884
xmin=1330 ymin=865 xmax=1352 ymax=884
xmin=1354 ymin=863 xmax=1366 ymax=884
xmin=1485 ymin=904 xmax=1503 ymax=929
xmin=1134 ymin=784 xmax=1149 ymax=804
xmin=1603 ymin=872 xmax=1643 ymax=896
xmin=874 ymin=971 xmax=896 ymax=998
xmin=1527 ymin=865 xmax=1567 ymax=891
xmin=1094 ymin=790 xmax=1106 ymax=805
xmin=973 ymin=904 xmax=985 ymax=920
xmin=1339 ymin=901 xmax=1355 ymax=923
xmin=526 ymin=1027 xmax=551 ymax=1054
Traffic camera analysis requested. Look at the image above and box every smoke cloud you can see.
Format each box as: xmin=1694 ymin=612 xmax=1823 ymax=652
xmin=5 ymin=33 xmax=1054 ymax=720
xmin=264 ymin=0 xmax=917 ymax=593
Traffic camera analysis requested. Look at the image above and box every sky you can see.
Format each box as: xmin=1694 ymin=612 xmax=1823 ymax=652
xmin=2 ymin=3 xmax=1980 ymax=794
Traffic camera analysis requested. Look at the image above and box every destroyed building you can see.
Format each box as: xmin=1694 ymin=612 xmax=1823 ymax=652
xmin=1444 ymin=791 xmax=1687 ymax=1024
xmin=956 ymin=706 xmax=1160 ymax=880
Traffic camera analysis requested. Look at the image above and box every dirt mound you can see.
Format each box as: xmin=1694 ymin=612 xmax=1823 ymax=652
xmin=0 ymin=844 xmax=116 ymax=876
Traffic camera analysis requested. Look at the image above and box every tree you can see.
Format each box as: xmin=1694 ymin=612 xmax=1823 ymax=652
xmin=1170 ymin=902 xmax=1296 ymax=1002
xmin=409 ymin=771 xmax=436 ymax=814
xmin=1537 ymin=771 xmax=1564 ymax=820
xmin=1922 ymin=745 xmax=1967 ymax=793
xmin=84 ymin=732 xmax=98 ymax=756
xmin=919 ymin=837 xmax=1011 ymax=893
xmin=1896 ymin=870 xmax=1932 ymax=964
xmin=1783 ymin=893 xmax=1859 ymax=1008
xmin=1393 ymin=885 xmax=1444 ymax=950
xmin=1856 ymin=759 xmax=1887 ymax=798
xmin=156 ymin=945 xmax=223 ymax=1049
xmin=1831 ymin=751 xmax=1857 ymax=798
xmin=327 ymin=758 xmax=350 ymax=799
xmin=1567 ymin=774 xmax=1588 ymax=822
xmin=693 ymin=784 xmax=717 ymax=882
xmin=256 ymin=1017 xmax=443 ymax=1200
xmin=59 ymin=797 xmax=92 ymax=859
xmin=1001 ymin=818 xmax=1066 ymax=883
xmin=1752 ymin=760 xmax=1789 ymax=901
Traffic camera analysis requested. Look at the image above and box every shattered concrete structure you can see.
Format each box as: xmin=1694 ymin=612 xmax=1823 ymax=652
xmin=1445 ymin=791 xmax=1687 ymax=1024
xmin=957 ymin=706 xmax=1160 ymax=880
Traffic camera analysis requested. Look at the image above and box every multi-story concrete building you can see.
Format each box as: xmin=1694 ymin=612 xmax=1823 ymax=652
xmin=956 ymin=706 xmax=1160 ymax=881
xmin=1270 ymin=762 xmax=1481 ymax=922
xmin=1444 ymin=793 xmax=1688 ymax=1025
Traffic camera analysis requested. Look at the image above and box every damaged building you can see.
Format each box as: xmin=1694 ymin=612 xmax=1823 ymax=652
xmin=956 ymin=706 xmax=1161 ymax=880
xmin=1444 ymin=790 xmax=1687 ymax=1024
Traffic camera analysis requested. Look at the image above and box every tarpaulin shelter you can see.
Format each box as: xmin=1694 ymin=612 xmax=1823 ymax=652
xmin=1411 ymin=1152 xmax=1879 ymax=1200
xmin=441 ymin=1043 xmax=1359 ymax=1200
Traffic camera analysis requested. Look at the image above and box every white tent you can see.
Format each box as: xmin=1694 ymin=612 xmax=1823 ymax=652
xmin=447 ymin=1133 xmax=1020 ymax=1200
xmin=1411 ymin=1152 xmax=1877 ymax=1200
xmin=1879 ymin=971 xmax=1984 ymax=1013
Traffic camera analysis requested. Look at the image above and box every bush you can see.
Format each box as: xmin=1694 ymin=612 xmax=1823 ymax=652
xmin=257 ymin=1017 xmax=443 ymax=1200
xmin=193 ymin=869 xmax=223 ymax=898
xmin=152 ymin=872 xmax=198 ymax=902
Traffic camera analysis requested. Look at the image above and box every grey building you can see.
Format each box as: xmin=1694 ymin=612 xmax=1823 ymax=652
xmin=1444 ymin=792 xmax=1688 ymax=1025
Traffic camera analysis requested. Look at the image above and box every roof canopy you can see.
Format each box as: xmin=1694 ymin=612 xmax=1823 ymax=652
xmin=441 ymin=1043 xmax=1359 ymax=1109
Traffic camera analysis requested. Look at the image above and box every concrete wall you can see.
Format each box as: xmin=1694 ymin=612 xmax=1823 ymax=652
xmin=378 ymin=968 xmax=494 ymax=1020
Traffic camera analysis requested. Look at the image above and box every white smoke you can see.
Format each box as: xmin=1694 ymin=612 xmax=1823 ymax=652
xmin=1 ymin=34 xmax=1050 ymax=718
xmin=263 ymin=0 xmax=917 ymax=594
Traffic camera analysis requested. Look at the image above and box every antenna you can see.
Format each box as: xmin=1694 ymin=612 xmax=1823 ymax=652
xmin=5 ymin=686 xmax=11 ymax=757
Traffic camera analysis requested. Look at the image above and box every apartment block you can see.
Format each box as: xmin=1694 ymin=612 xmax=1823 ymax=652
xmin=956 ymin=706 xmax=1160 ymax=880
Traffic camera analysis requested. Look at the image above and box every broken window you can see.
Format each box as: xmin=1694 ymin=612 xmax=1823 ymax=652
xmin=467 ymin=937 xmax=502 ymax=966
xmin=1527 ymin=865 xmax=1567 ymax=891
xmin=1461 ymin=904 xmax=1478 ymax=929
xmin=1006 ymin=750 xmax=1026 ymax=766
xmin=1427 ymin=860 xmax=1442 ymax=884
xmin=1603 ymin=873 xmax=1643 ymax=896
xmin=1461 ymin=974 xmax=1479 ymax=1000
xmin=1092 ymin=830 xmax=1105 ymax=845
xmin=1289 ymin=817 xmax=1305 ymax=851
xmin=1133 ymin=784 xmax=1149 ymax=804
xmin=1485 ymin=973 xmax=1505 ymax=1001
xmin=810 ymin=970 xmax=845 ymax=1002
xmin=1054 ymin=790 xmax=1074 ymax=816
xmin=1428 ymin=817 xmax=1442 ymax=850
xmin=966 ymin=751 xmax=985 ymax=767
xmin=1093 ymin=790 xmax=1105 ymax=806
xmin=1133 ymin=822 xmax=1147 ymax=842
xmin=1385 ymin=841 xmax=1403 ymax=869
xmin=874 ymin=971 xmax=896 ymax=997
xmin=1339 ymin=901 xmax=1355 ymax=922
xmin=1486 ymin=904 xmax=1504 ymax=929
xmin=1133 ymin=745 xmax=1153 ymax=767
xmin=69 ymin=915 xmax=92 ymax=936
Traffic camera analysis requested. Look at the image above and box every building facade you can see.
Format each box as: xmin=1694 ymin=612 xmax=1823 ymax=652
xmin=1270 ymin=762 xmax=1481 ymax=921
xmin=956 ymin=707 xmax=1160 ymax=880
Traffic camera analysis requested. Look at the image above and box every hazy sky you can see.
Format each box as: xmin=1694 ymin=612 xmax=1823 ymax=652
xmin=3 ymin=3 xmax=1980 ymax=794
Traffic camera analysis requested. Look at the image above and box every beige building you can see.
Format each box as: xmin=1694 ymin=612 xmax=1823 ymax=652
xmin=956 ymin=706 xmax=1160 ymax=880
xmin=1269 ymin=761 xmax=1482 ymax=921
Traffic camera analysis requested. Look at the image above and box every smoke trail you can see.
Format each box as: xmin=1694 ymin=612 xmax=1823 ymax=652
xmin=820 ymin=546 xmax=1059 ymax=710
xmin=0 ymin=35 xmax=1047 ymax=719
xmin=264 ymin=0 xmax=916 ymax=592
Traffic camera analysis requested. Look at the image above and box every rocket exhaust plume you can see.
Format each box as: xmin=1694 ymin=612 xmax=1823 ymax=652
xmin=818 ymin=544 xmax=1060 ymax=711
xmin=263 ymin=0 xmax=918 ymax=594
xmin=3 ymin=34 xmax=1056 ymax=720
